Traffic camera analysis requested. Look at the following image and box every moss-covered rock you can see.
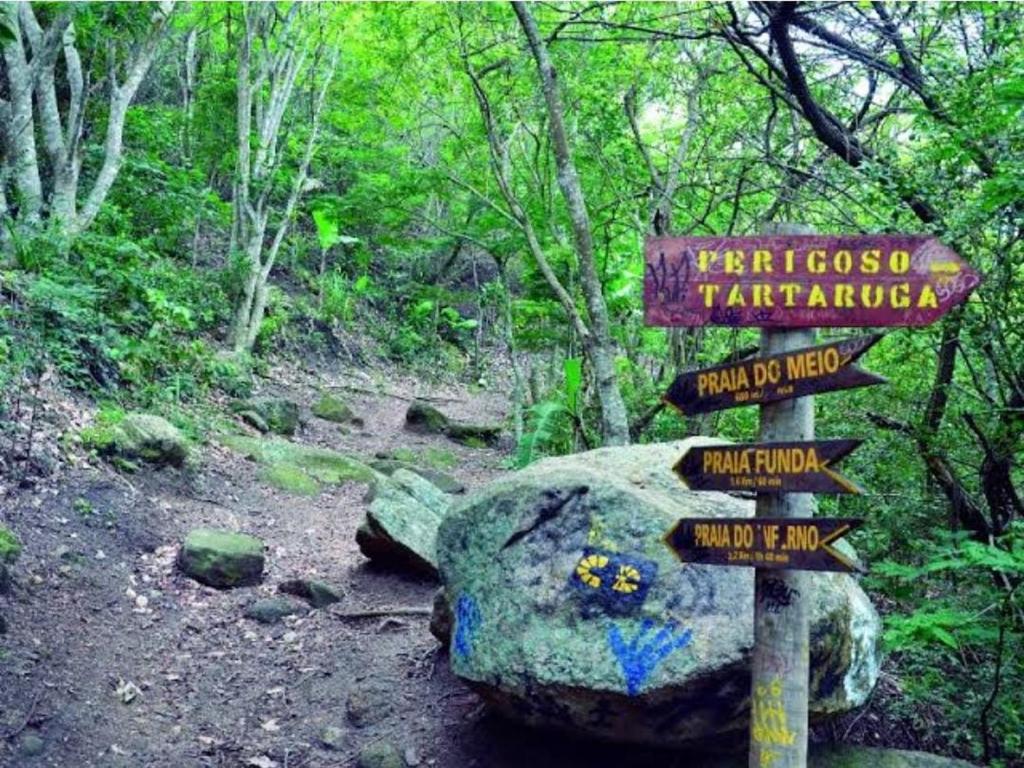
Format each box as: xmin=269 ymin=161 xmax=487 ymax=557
xmin=279 ymin=578 xmax=343 ymax=608
xmin=312 ymin=393 xmax=356 ymax=424
xmin=231 ymin=398 xmax=301 ymax=436
xmin=244 ymin=597 xmax=304 ymax=624
xmin=260 ymin=463 xmax=319 ymax=495
xmin=220 ymin=434 xmax=380 ymax=493
xmin=356 ymin=741 xmax=404 ymax=768
xmin=357 ymin=469 xmax=452 ymax=576
xmin=405 ymin=400 xmax=450 ymax=434
xmin=370 ymin=459 xmax=465 ymax=494
xmin=437 ymin=438 xmax=881 ymax=746
xmin=404 ymin=401 xmax=502 ymax=446
xmin=178 ymin=529 xmax=265 ymax=588
xmin=84 ymin=413 xmax=190 ymax=467
xmin=0 ymin=525 xmax=21 ymax=564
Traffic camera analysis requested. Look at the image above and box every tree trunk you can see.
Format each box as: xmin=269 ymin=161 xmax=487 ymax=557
xmin=512 ymin=1 xmax=630 ymax=446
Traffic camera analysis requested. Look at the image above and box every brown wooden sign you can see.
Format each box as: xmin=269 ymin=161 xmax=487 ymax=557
xmin=664 ymin=334 xmax=885 ymax=416
xmin=673 ymin=439 xmax=863 ymax=494
xmin=664 ymin=517 xmax=865 ymax=573
xmin=644 ymin=234 xmax=981 ymax=327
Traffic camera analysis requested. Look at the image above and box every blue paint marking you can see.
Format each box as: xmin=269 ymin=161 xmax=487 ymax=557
xmin=607 ymin=619 xmax=693 ymax=696
xmin=453 ymin=594 xmax=481 ymax=661
xmin=571 ymin=548 xmax=658 ymax=617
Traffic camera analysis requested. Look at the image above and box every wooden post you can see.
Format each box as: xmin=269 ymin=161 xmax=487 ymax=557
xmin=749 ymin=224 xmax=815 ymax=768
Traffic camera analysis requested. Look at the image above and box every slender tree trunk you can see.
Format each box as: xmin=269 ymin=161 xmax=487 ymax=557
xmin=2 ymin=5 xmax=43 ymax=226
xmin=512 ymin=1 xmax=630 ymax=445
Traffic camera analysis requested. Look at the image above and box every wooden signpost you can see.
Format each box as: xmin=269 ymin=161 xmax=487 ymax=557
xmin=644 ymin=234 xmax=981 ymax=328
xmin=673 ymin=439 xmax=863 ymax=494
xmin=663 ymin=334 xmax=885 ymax=416
xmin=664 ymin=517 xmax=865 ymax=573
xmin=645 ymin=228 xmax=980 ymax=768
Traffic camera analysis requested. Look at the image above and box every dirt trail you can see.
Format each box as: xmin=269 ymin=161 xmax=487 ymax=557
xmin=0 ymin=362 xmax=902 ymax=768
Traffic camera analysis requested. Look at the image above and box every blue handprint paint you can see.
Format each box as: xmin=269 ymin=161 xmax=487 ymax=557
xmin=607 ymin=619 xmax=693 ymax=696
xmin=453 ymin=594 xmax=481 ymax=661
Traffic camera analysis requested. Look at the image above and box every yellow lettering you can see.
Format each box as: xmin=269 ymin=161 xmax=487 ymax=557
xmin=698 ymin=284 xmax=721 ymax=307
xmin=834 ymin=284 xmax=854 ymax=308
xmin=784 ymin=249 xmax=795 ymax=274
xmin=727 ymin=284 xmax=746 ymax=307
xmin=834 ymin=250 xmax=853 ymax=274
xmin=890 ymin=250 xmax=910 ymax=274
xmin=807 ymin=249 xmax=826 ymax=274
xmin=860 ymin=285 xmax=884 ymax=308
xmin=807 ymin=284 xmax=828 ymax=308
xmin=753 ymin=250 xmax=773 ymax=273
xmin=698 ymin=250 xmax=718 ymax=272
xmin=725 ymin=250 xmax=746 ymax=275
xmin=891 ymin=283 xmax=910 ymax=309
xmin=918 ymin=284 xmax=938 ymax=308
xmin=861 ymin=249 xmax=880 ymax=274
xmin=779 ymin=284 xmax=802 ymax=307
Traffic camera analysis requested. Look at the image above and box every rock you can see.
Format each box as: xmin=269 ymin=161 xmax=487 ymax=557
xmin=279 ymin=578 xmax=343 ymax=608
xmin=244 ymin=597 xmax=303 ymax=624
xmin=320 ymin=725 xmax=345 ymax=751
xmin=405 ymin=400 xmax=450 ymax=435
xmin=357 ymin=741 xmax=404 ymax=768
xmin=232 ymin=398 xmax=301 ymax=436
xmin=94 ymin=413 xmax=190 ymax=467
xmin=220 ymin=435 xmax=379 ymax=487
xmin=17 ymin=731 xmax=45 ymax=757
xmin=370 ymin=459 xmax=465 ymax=494
xmin=178 ymin=529 xmax=265 ymax=589
xmin=346 ymin=685 xmax=394 ymax=727
xmin=312 ymin=393 xmax=356 ymax=423
xmin=356 ymin=470 xmax=451 ymax=576
xmin=445 ymin=422 xmax=502 ymax=447
xmin=436 ymin=438 xmax=881 ymax=746
xmin=404 ymin=401 xmax=501 ymax=447
xmin=429 ymin=587 xmax=452 ymax=644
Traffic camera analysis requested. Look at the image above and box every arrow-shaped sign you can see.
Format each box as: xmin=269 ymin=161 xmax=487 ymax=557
xmin=644 ymin=234 xmax=982 ymax=328
xmin=673 ymin=439 xmax=863 ymax=494
xmin=663 ymin=517 xmax=865 ymax=573
xmin=664 ymin=334 xmax=886 ymax=416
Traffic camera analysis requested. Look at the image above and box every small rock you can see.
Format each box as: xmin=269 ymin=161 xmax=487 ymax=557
xmin=319 ymin=725 xmax=345 ymax=751
xmin=404 ymin=746 xmax=421 ymax=766
xmin=312 ymin=393 xmax=356 ymax=424
xmin=178 ymin=529 xmax=265 ymax=589
xmin=244 ymin=597 xmax=303 ymax=625
xmin=357 ymin=741 xmax=404 ymax=768
xmin=231 ymin=399 xmax=301 ymax=436
xmin=18 ymin=731 xmax=45 ymax=757
xmin=346 ymin=685 xmax=393 ymax=728
xmin=278 ymin=578 xmax=343 ymax=608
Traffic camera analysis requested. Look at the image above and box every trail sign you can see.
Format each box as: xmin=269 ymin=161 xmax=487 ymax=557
xmin=673 ymin=439 xmax=863 ymax=494
xmin=664 ymin=517 xmax=864 ymax=573
xmin=644 ymin=234 xmax=981 ymax=327
xmin=664 ymin=334 xmax=885 ymax=416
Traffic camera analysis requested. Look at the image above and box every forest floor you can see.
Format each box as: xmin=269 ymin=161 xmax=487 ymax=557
xmin=0 ymin=357 xmax=918 ymax=768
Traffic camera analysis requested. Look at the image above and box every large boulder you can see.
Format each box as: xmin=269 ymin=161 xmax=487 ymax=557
xmin=312 ymin=393 xmax=359 ymax=425
xmin=436 ymin=438 xmax=881 ymax=746
xmin=357 ymin=469 xmax=452 ymax=576
xmin=178 ymin=529 xmax=265 ymax=588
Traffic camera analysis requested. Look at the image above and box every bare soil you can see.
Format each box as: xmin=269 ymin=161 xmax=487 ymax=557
xmin=0 ymin=362 xmax=936 ymax=768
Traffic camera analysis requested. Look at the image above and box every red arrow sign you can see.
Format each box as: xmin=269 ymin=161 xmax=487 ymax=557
xmin=664 ymin=334 xmax=886 ymax=416
xmin=673 ymin=439 xmax=863 ymax=494
xmin=664 ymin=517 xmax=865 ymax=573
xmin=644 ymin=235 xmax=981 ymax=327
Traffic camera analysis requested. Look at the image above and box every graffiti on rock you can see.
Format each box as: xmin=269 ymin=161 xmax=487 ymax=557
xmin=571 ymin=547 xmax=658 ymax=616
xmin=453 ymin=593 xmax=481 ymax=661
xmin=607 ymin=618 xmax=693 ymax=695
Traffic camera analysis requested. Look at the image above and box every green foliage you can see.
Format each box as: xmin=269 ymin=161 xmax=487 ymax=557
xmin=0 ymin=525 xmax=21 ymax=564
xmin=514 ymin=400 xmax=568 ymax=469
